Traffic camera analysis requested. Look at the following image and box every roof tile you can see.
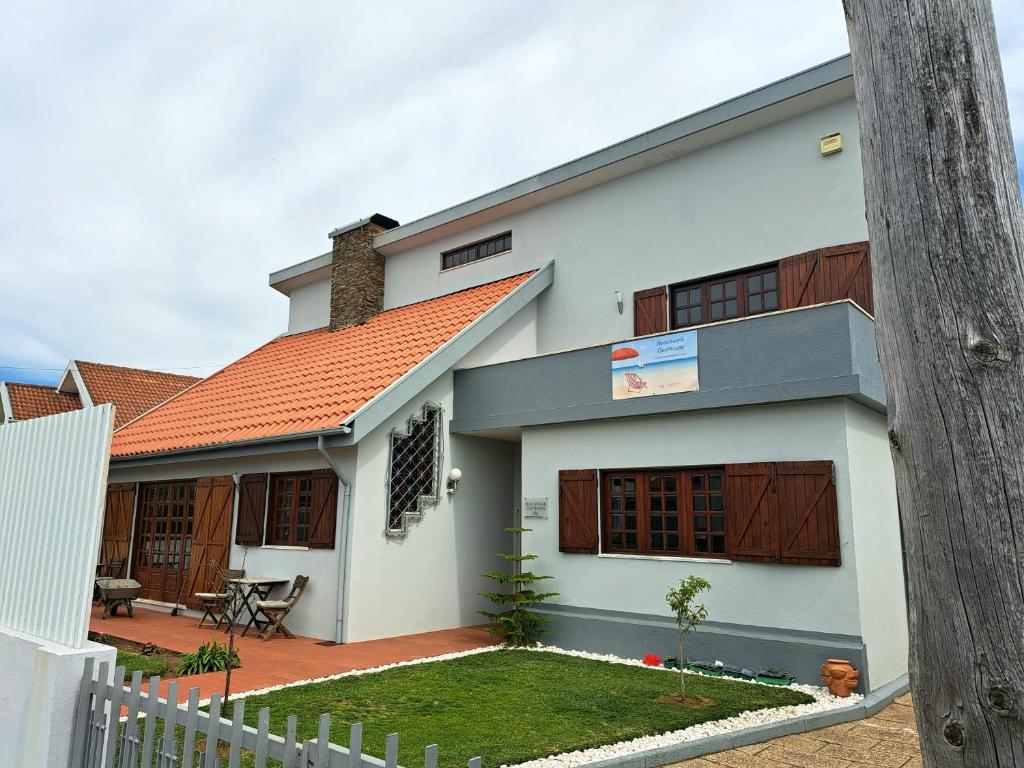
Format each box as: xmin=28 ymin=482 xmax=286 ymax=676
xmin=110 ymin=272 xmax=533 ymax=457
xmin=5 ymin=383 xmax=81 ymax=420
xmin=75 ymin=361 xmax=200 ymax=428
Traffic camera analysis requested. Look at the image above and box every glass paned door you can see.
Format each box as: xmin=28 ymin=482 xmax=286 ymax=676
xmin=132 ymin=481 xmax=196 ymax=603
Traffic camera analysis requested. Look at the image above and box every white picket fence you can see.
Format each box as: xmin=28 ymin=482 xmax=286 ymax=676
xmin=73 ymin=657 xmax=483 ymax=768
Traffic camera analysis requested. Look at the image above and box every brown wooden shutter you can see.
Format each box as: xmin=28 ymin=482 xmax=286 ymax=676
xmin=821 ymin=241 xmax=873 ymax=314
xmin=558 ymin=469 xmax=599 ymax=553
xmin=307 ymin=469 xmax=338 ymax=549
xmin=183 ymin=476 xmax=234 ymax=609
xmin=100 ymin=483 xmax=136 ymax=569
xmin=633 ymin=287 xmax=668 ymax=336
xmin=235 ymin=473 xmax=268 ymax=546
xmin=724 ymin=464 xmax=779 ymax=562
xmin=779 ymin=241 xmax=873 ymax=314
xmin=776 ymin=461 xmax=840 ymax=566
xmin=778 ymin=249 xmax=825 ymax=310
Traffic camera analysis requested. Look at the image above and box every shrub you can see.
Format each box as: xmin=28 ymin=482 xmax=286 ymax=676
xmin=177 ymin=638 xmax=241 ymax=676
xmin=479 ymin=528 xmax=558 ymax=646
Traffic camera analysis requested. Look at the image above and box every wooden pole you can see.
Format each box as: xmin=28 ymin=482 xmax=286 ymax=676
xmin=844 ymin=0 xmax=1024 ymax=764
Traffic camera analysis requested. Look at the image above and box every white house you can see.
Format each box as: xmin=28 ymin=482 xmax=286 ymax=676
xmin=100 ymin=54 xmax=907 ymax=692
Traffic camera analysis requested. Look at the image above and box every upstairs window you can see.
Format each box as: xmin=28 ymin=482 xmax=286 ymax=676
xmin=442 ymin=232 xmax=512 ymax=270
xmin=670 ymin=264 xmax=779 ymax=329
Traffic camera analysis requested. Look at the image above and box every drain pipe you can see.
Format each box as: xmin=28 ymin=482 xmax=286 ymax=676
xmin=318 ymin=432 xmax=352 ymax=644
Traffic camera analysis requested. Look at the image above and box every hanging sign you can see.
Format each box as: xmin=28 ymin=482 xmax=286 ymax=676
xmin=611 ymin=330 xmax=699 ymax=400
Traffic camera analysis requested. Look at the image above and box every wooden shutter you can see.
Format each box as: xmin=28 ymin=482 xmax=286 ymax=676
xmin=307 ymin=469 xmax=338 ymax=549
xmin=778 ymin=249 xmax=825 ymax=310
xmin=183 ymin=476 xmax=234 ymax=609
xmin=776 ymin=461 xmax=840 ymax=565
xmin=779 ymin=241 xmax=873 ymax=314
xmin=724 ymin=464 xmax=779 ymax=562
xmin=558 ymin=469 xmax=599 ymax=553
xmin=100 ymin=483 xmax=136 ymax=568
xmin=235 ymin=473 xmax=268 ymax=546
xmin=821 ymin=241 xmax=873 ymax=314
xmin=633 ymin=287 xmax=668 ymax=336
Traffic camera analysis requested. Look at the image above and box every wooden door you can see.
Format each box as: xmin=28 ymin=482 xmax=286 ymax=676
xmin=131 ymin=480 xmax=197 ymax=603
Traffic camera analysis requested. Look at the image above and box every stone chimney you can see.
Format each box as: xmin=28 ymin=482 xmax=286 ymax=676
xmin=328 ymin=213 xmax=399 ymax=330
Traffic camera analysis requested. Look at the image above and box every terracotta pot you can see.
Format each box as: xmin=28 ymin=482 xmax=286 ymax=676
xmin=820 ymin=658 xmax=860 ymax=697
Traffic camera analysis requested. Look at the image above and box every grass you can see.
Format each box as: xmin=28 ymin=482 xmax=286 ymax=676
xmin=116 ymin=649 xmax=169 ymax=677
xmin=226 ymin=649 xmax=813 ymax=767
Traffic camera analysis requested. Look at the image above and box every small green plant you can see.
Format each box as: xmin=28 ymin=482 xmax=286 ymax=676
xmin=666 ymin=575 xmax=711 ymax=696
xmin=177 ymin=638 xmax=241 ymax=676
xmin=116 ymin=650 xmax=168 ymax=677
xmin=480 ymin=528 xmax=558 ymax=646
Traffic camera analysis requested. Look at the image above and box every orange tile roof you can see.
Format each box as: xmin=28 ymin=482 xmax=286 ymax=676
xmin=110 ymin=272 xmax=534 ymax=457
xmin=5 ymin=382 xmax=81 ymax=420
xmin=75 ymin=361 xmax=200 ymax=429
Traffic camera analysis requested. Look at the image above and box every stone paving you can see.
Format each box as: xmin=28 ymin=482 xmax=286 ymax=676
xmin=671 ymin=694 xmax=922 ymax=768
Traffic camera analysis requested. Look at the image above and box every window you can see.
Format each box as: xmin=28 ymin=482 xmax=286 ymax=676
xmin=601 ymin=468 xmax=725 ymax=558
xmin=441 ymin=232 xmax=511 ymax=270
xmin=267 ymin=473 xmax=314 ymax=546
xmin=387 ymin=402 xmax=443 ymax=534
xmin=670 ymin=265 xmax=779 ymax=329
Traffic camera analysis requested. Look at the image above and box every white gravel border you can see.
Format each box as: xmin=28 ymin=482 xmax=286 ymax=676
xmin=186 ymin=643 xmax=861 ymax=766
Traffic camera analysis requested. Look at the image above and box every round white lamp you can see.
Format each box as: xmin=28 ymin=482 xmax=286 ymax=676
xmin=447 ymin=467 xmax=463 ymax=495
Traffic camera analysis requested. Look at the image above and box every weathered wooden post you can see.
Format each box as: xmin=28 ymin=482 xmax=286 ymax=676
xmin=844 ymin=0 xmax=1024 ymax=764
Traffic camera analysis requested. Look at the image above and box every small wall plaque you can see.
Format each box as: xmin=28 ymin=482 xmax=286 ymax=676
xmin=820 ymin=132 xmax=843 ymax=156
xmin=523 ymin=497 xmax=549 ymax=519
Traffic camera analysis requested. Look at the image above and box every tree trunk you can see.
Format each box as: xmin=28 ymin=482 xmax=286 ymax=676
xmin=678 ymin=632 xmax=685 ymax=697
xmin=844 ymin=1 xmax=1024 ymax=765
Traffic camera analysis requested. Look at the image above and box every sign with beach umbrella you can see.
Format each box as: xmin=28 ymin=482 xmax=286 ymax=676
xmin=611 ymin=330 xmax=698 ymax=400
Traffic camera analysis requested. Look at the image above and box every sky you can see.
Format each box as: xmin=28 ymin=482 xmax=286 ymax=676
xmin=2 ymin=1 xmax=1022 ymax=387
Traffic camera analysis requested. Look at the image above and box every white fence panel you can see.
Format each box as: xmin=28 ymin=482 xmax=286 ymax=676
xmin=0 ymin=404 xmax=114 ymax=647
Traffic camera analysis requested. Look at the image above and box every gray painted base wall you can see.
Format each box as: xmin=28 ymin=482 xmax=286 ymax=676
xmin=536 ymin=604 xmax=869 ymax=693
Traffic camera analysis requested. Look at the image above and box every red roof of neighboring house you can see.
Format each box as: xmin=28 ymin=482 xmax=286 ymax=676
xmin=110 ymin=272 xmax=534 ymax=458
xmin=74 ymin=361 xmax=200 ymax=428
xmin=5 ymin=382 xmax=81 ymax=420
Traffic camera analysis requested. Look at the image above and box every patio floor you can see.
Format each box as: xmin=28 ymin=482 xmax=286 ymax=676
xmin=89 ymin=604 xmax=495 ymax=703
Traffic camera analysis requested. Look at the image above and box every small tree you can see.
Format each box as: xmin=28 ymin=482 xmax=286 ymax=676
xmin=479 ymin=527 xmax=558 ymax=646
xmin=666 ymin=575 xmax=711 ymax=696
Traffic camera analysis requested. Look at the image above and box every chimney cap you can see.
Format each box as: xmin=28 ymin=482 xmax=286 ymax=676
xmin=328 ymin=213 xmax=400 ymax=239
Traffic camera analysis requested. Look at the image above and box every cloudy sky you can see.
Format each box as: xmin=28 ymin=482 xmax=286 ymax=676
xmin=2 ymin=1 xmax=1022 ymax=386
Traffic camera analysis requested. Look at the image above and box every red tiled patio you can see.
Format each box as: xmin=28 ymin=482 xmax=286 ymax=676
xmin=90 ymin=605 xmax=495 ymax=703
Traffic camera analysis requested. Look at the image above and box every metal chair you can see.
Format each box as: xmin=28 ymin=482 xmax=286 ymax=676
xmin=250 ymin=575 xmax=309 ymax=641
xmin=195 ymin=566 xmax=245 ymax=629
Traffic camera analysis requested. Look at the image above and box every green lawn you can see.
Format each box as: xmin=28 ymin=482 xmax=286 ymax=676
xmin=229 ymin=650 xmax=812 ymax=767
xmin=116 ymin=649 xmax=168 ymax=678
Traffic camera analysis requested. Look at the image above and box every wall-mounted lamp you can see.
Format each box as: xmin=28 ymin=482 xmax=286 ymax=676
xmin=446 ymin=467 xmax=463 ymax=495
xmin=615 ymin=290 xmax=624 ymax=315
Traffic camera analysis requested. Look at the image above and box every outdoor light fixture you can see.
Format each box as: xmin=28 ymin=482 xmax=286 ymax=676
xmin=615 ymin=290 xmax=624 ymax=314
xmin=447 ymin=467 xmax=463 ymax=495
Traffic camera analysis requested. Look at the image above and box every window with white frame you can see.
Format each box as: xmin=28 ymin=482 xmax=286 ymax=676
xmin=386 ymin=402 xmax=443 ymax=534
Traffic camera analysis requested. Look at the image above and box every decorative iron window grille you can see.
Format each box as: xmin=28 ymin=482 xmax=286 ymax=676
xmin=386 ymin=402 xmax=443 ymax=535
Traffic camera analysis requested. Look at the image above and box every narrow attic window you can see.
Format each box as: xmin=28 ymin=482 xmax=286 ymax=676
xmin=386 ymin=402 xmax=444 ymax=535
xmin=441 ymin=232 xmax=512 ymax=270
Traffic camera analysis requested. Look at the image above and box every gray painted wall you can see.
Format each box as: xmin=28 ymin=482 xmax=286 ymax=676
xmin=452 ymin=301 xmax=885 ymax=433
xmin=380 ymin=96 xmax=867 ymax=355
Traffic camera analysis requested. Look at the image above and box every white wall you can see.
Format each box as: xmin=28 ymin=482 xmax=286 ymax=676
xmin=844 ymin=400 xmax=909 ymax=687
xmin=344 ymin=373 xmax=515 ymax=642
xmin=520 ymin=400 xmax=863 ymax=635
xmin=456 ymin=300 xmax=537 ymax=369
xmin=382 ymin=98 xmax=867 ymax=355
xmin=287 ymin=277 xmax=331 ymax=334
xmin=0 ymin=627 xmax=115 ymax=768
xmin=108 ymin=446 xmax=356 ymax=641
